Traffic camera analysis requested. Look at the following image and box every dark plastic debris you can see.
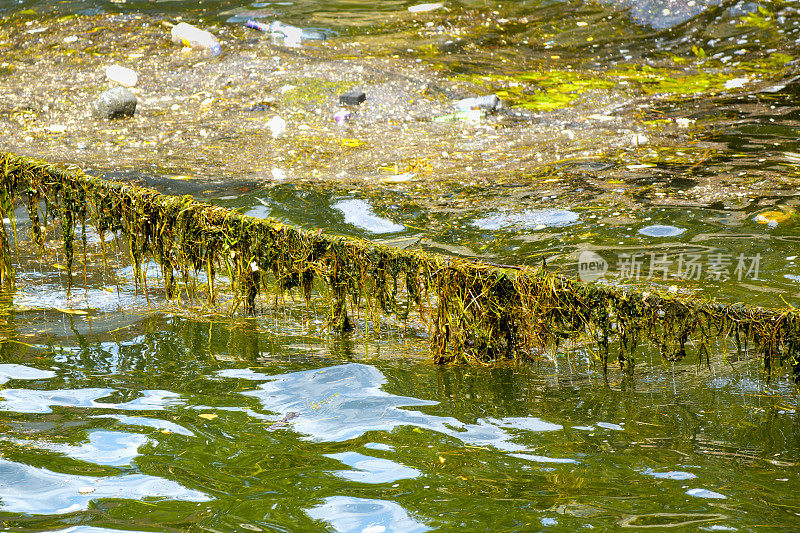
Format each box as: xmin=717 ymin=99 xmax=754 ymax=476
xmin=339 ymin=90 xmax=366 ymax=106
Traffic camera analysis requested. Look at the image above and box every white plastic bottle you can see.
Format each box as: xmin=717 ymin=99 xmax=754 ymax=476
xmin=246 ymin=20 xmax=326 ymax=42
xmin=454 ymin=95 xmax=501 ymax=112
xmin=170 ymin=22 xmax=221 ymax=55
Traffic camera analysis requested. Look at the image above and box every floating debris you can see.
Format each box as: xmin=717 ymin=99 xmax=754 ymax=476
xmin=453 ymin=95 xmax=500 ymax=113
xmin=248 ymin=20 xmax=327 ymax=43
xmin=104 ymin=64 xmax=138 ymax=88
xmin=267 ymin=116 xmax=287 ymax=139
xmin=170 ymin=22 xmax=221 ymax=55
xmin=641 ymin=468 xmax=697 ymax=480
xmin=267 ymin=411 xmax=299 ymax=431
xmin=339 ymin=90 xmax=366 ymax=106
xmin=408 ymin=3 xmax=444 ymax=13
xmin=333 ymin=109 xmax=352 ymax=125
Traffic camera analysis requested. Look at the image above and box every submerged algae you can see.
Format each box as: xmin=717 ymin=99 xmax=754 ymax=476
xmin=455 ymin=70 xmax=616 ymax=112
xmin=2 ymin=152 xmax=800 ymax=382
xmin=450 ymin=49 xmax=794 ymax=112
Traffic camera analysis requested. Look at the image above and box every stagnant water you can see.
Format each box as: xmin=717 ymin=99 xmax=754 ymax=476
xmin=2 ymin=0 xmax=800 ymax=531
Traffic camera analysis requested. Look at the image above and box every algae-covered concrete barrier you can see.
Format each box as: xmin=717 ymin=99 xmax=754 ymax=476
xmin=1 ymin=151 xmax=799 ymax=379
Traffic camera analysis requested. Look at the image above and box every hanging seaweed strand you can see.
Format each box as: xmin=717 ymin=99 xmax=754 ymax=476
xmin=1 ymin=151 xmax=799 ymax=381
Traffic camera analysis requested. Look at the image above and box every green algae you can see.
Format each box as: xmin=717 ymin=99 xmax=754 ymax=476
xmin=740 ymin=52 xmax=794 ymax=72
xmin=280 ymin=78 xmax=354 ymax=107
xmin=1 ymin=152 xmax=800 ymax=382
xmin=609 ymin=52 xmax=794 ymax=96
xmin=455 ymin=65 xmax=732 ymax=112
xmin=628 ymin=146 xmax=716 ymax=168
xmin=609 ymin=64 xmax=732 ymax=95
xmin=739 ymin=6 xmax=777 ymax=30
xmin=457 ymin=70 xmax=615 ymax=111
xmin=449 ymin=47 xmax=794 ymax=112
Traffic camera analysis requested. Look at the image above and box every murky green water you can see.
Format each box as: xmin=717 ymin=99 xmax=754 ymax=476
xmin=204 ymin=181 xmax=800 ymax=307
xmin=1 ymin=309 xmax=799 ymax=532
xmin=2 ymin=0 xmax=800 ymax=531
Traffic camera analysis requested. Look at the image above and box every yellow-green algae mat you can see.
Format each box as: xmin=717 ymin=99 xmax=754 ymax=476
xmin=2 ymin=151 xmax=799 ymax=380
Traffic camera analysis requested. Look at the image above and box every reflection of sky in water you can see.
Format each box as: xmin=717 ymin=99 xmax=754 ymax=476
xmin=0 ymin=363 xmax=55 ymax=384
xmin=508 ymin=453 xmax=577 ymax=464
xmin=596 ymin=421 xmax=624 ymax=431
xmin=642 ymin=468 xmax=697 ymax=480
xmin=54 ymin=336 xmax=147 ymax=356
xmin=325 ymin=452 xmax=421 ymax=484
xmin=244 ymin=201 xmax=271 ymax=219
xmin=118 ymin=260 xmax=212 ymax=285
xmin=638 ymin=224 xmax=685 ymax=237
xmin=53 ymin=336 xmax=148 ymax=370
xmin=51 ymin=528 xmax=153 ymax=533
xmin=707 ymin=376 xmax=764 ymax=393
xmin=17 ymin=260 xmax=189 ymax=314
xmin=488 ymin=416 xmax=562 ymax=432
xmin=0 ymin=458 xmax=210 ymax=515
xmin=11 ymin=431 xmax=149 ymax=467
xmin=73 ymin=225 xmax=118 ymax=245
xmin=0 ymin=388 xmax=182 ymax=414
xmin=333 ymin=199 xmax=405 ymax=234
xmin=603 ymin=0 xmax=720 ymax=29
xmin=92 ymin=413 xmax=195 ymax=436
xmin=686 ymin=488 xmax=727 ymax=499
xmin=473 ymin=209 xmax=579 ymax=230
xmin=364 ymin=442 xmax=394 ymax=452
xmin=218 ymin=364 xmax=569 ymax=457
xmin=306 ymin=496 xmax=430 ymax=533
xmin=14 ymin=285 xmax=145 ymax=313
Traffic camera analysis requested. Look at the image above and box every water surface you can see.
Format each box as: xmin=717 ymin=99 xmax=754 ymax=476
xmin=0 ymin=0 xmax=799 ymax=531
xmin=0 ymin=315 xmax=798 ymax=531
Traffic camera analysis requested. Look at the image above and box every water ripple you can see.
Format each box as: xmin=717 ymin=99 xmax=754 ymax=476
xmin=218 ymin=363 xmax=571 ymax=456
xmin=306 ymin=496 xmax=430 ymax=533
xmin=11 ymin=430 xmax=149 ymax=467
xmin=325 ymin=452 xmax=421 ymax=484
xmin=0 ymin=458 xmax=210 ymax=515
xmin=0 ymin=388 xmax=182 ymax=414
xmin=0 ymin=363 xmax=55 ymax=384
